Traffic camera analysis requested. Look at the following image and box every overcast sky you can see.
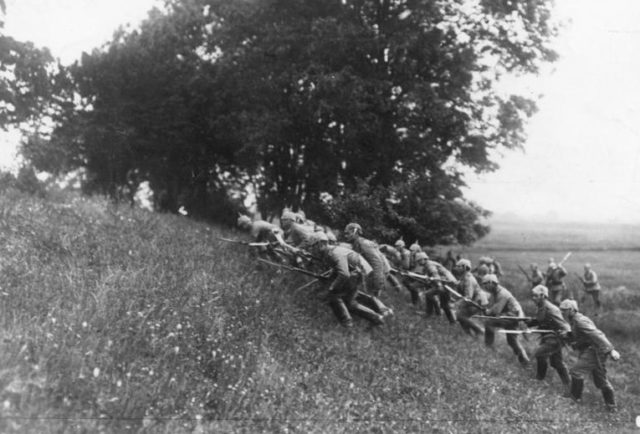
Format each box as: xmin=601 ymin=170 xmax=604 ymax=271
xmin=2 ymin=0 xmax=640 ymax=223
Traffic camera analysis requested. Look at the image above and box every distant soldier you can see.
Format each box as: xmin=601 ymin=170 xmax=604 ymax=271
xmin=421 ymin=252 xmax=458 ymax=324
xmin=395 ymin=239 xmax=412 ymax=270
xmin=545 ymin=259 xmax=568 ymax=305
xmin=473 ymin=263 xmax=490 ymax=281
xmin=475 ymin=256 xmax=503 ymax=277
xmin=578 ymin=263 xmax=602 ymax=315
xmin=481 ymin=274 xmax=530 ymax=367
xmin=443 ymin=250 xmax=457 ymax=272
xmin=279 ymin=211 xmax=315 ymax=261
xmin=307 ymin=233 xmax=385 ymax=328
xmin=409 ymin=242 xmax=422 ymax=269
xmin=530 ymin=263 xmax=544 ymax=288
xmin=237 ymin=215 xmax=287 ymax=261
xmin=406 ymin=251 xmax=429 ymax=307
xmin=454 ymin=259 xmax=488 ymax=337
xmin=559 ymin=299 xmax=620 ymax=412
xmin=379 ymin=243 xmax=402 ymax=269
xmin=527 ymin=285 xmax=571 ymax=391
xmin=344 ymin=223 xmax=395 ymax=317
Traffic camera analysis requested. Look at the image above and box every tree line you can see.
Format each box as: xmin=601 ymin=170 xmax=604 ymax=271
xmin=2 ymin=0 xmax=559 ymax=245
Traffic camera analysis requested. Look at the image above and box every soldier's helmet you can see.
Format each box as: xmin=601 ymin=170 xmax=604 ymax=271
xmin=530 ymin=263 xmax=538 ymax=269
xmin=281 ymin=211 xmax=296 ymax=222
xmin=478 ymin=256 xmax=492 ymax=264
xmin=531 ymin=285 xmax=548 ymax=298
xmin=237 ymin=215 xmax=252 ymax=227
xmin=308 ymin=231 xmax=329 ymax=247
xmin=559 ymin=299 xmax=578 ymax=312
xmin=456 ymin=259 xmax=472 ymax=270
xmin=409 ymin=242 xmax=422 ymax=252
xmin=584 ymin=263 xmax=591 ymax=269
xmin=415 ymin=251 xmax=429 ymax=262
xmin=394 ymin=239 xmax=405 ymax=248
xmin=344 ymin=223 xmax=363 ymax=236
xmin=481 ymin=274 xmax=499 ymax=285
xmin=294 ymin=212 xmax=305 ymax=224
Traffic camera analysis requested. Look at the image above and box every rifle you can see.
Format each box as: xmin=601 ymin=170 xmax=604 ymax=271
xmin=472 ymin=315 xmax=533 ymax=322
xmin=517 ymin=265 xmax=533 ymax=283
xmin=257 ymin=258 xmax=330 ymax=280
xmin=558 ymin=251 xmax=572 ymax=267
xmin=443 ymin=285 xmax=485 ymax=311
xmin=390 ymin=268 xmax=449 ymax=284
xmin=573 ymin=272 xmax=585 ymax=284
xmin=218 ymin=237 xmax=270 ymax=247
xmin=497 ymin=329 xmax=556 ymax=335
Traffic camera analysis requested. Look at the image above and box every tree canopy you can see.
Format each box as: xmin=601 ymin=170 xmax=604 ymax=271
xmin=21 ymin=0 xmax=560 ymax=245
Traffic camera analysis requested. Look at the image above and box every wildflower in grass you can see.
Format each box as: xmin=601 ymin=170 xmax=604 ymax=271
xmin=93 ymin=367 xmax=100 ymax=378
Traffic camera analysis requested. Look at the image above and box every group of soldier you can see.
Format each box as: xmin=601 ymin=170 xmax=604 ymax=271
xmin=233 ymin=211 xmax=621 ymax=413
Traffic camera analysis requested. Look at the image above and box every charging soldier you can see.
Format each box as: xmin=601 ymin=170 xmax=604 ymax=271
xmin=421 ymin=253 xmax=458 ymax=324
xmin=546 ymin=260 xmax=568 ymax=305
xmin=559 ymin=299 xmax=620 ymax=412
xmin=527 ymin=285 xmax=571 ymax=391
xmin=307 ymin=233 xmax=385 ymax=328
xmin=454 ymin=259 xmax=488 ymax=337
xmin=481 ymin=274 xmax=530 ymax=367
xmin=578 ymin=263 xmax=602 ymax=315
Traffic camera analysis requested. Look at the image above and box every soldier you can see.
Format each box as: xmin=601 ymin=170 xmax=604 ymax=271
xmin=379 ymin=243 xmax=402 ymax=269
xmin=559 ymin=299 xmax=620 ymax=412
xmin=237 ymin=215 xmax=287 ymax=261
xmin=527 ymin=285 xmax=571 ymax=391
xmin=307 ymin=232 xmax=385 ymax=328
xmin=279 ymin=210 xmax=316 ymax=263
xmin=409 ymin=242 xmax=422 ymax=269
xmin=443 ymin=250 xmax=457 ymax=272
xmin=343 ymin=224 xmax=396 ymax=315
xmin=475 ymin=256 xmax=503 ymax=277
xmin=454 ymin=259 xmax=488 ymax=337
xmin=421 ymin=253 xmax=458 ymax=324
xmin=530 ymin=263 xmax=544 ymax=288
xmin=405 ymin=251 xmax=429 ymax=307
xmin=578 ymin=263 xmax=602 ymax=315
xmin=545 ymin=260 xmax=568 ymax=305
xmin=395 ymin=239 xmax=412 ymax=270
xmin=481 ymin=274 xmax=530 ymax=367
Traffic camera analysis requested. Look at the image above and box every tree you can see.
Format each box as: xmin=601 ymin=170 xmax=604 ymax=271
xmin=203 ymin=0 xmax=558 ymax=243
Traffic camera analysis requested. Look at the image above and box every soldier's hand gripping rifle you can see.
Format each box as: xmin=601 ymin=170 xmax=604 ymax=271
xmin=390 ymin=268 xmax=450 ymax=285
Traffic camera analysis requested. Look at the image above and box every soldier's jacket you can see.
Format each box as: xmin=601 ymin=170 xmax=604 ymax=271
xmin=324 ymin=245 xmax=372 ymax=292
xmin=531 ymin=269 xmax=544 ymax=286
xmin=250 ymin=220 xmax=284 ymax=244
xmin=583 ymin=269 xmax=601 ymax=291
xmin=352 ymin=237 xmax=390 ymax=274
xmin=284 ymin=222 xmax=315 ymax=248
xmin=486 ymin=286 xmax=524 ymax=318
xmin=398 ymin=247 xmax=411 ymax=270
xmin=568 ymin=312 xmax=614 ymax=354
xmin=530 ymin=299 xmax=570 ymax=341
xmin=425 ymin=260 xmax=456 ymax=283
xmin=457 ymin=272 xmax=488 ymax=306
xmin=546 ymin=266 xmax=567 ymax=288
xmin=379 ymin=244 xmax=402 ymax=268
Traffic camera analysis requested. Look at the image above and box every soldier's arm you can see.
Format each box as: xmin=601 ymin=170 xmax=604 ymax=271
xmin=574 ymin=318 xmax=614 ymax=354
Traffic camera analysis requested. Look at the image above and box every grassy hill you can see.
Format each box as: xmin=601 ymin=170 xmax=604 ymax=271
xmin=0 ymin=189 xmax=637 ymax=433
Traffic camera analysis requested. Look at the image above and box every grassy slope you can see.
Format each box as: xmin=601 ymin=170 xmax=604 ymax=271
xmin=0 ymin=190 xmax=637 ymax=433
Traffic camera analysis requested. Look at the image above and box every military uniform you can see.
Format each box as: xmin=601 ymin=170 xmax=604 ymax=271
xmin=484 ymin=286 xmax=530 ymax=366
xmin=528 ymin=300 xmax=571 ymax=385
xmin=531 ymin=267 xmax=544 ymax=288
xmin=422 ymin=260 xmax=457 ymax=323
xmin=581 ymin=268 xmax=602 ymax=313
xmin=322 ymin=245 xmax=384 ymax=328
xmin=546 ymin=266 xmax=568 ymax=305
xmin=455 ymin=271 xmax=488 ymax=336
xmin=566 ymin=312 xmax=617 ymax=410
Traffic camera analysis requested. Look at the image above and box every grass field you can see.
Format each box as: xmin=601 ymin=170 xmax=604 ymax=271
xmin=0 ymin=188 xmax=638 ymax=433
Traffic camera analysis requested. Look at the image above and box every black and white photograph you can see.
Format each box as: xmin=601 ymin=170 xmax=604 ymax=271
xmin=0 ymin=0 xmax=638 ymax=432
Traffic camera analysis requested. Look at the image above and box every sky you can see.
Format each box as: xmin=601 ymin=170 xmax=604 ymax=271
xmin=1 ymin=0 xmax=640 ymax=223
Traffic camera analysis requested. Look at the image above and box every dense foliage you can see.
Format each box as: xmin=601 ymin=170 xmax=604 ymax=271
xmin=20 ymin=0 xmax=559 ymax=244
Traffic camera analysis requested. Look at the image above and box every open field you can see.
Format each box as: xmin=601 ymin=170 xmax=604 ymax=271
xmin=0 ymin=189 xmax=638 ymax=433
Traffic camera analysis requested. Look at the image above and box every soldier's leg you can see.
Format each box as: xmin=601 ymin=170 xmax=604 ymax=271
xmin=345 ymin=284 xmax=384 ymax=326
xmin=507 ymin=334 xmax=530 ymax=366
xmin=592 ymin=291 xmax=602 ymax=314
xmin=484 ymin=325 xmax=496 ymax=348
xmin=591 ymin=355 xmax=616 ymax=411
xmin=535 ymin=339 xmax=558 ymax=381
xmin=568 ymin=349 xmax=596 ymax=401
xmin=439 ymin=293 xmax=456 ymax=324
xmin=424 ymin=287 xmax=442 ymax=316
xmin=386 ymin=273 xmax=405 ymax=293
xmin=550 ymin=288 xmax=562 ymax=306
xmin=356 ymin=291 xmax=393 ymax=317
xmin=549 ymin=350 xmax=570 ymax=386
xmin=327 ymin=292 xmax=353 ymax=328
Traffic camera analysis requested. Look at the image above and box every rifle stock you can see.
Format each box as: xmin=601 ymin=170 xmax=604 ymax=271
xmin=443 ymin=285 xmax=484 ymax=310
xmin=517 ymin=265 xmax=533 ymax=283
xmin=218 ymin=237 xmax=269 ymax=247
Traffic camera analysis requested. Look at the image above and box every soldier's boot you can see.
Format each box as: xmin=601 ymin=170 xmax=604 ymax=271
xmin=329 ymin=300 xmax=353 ymax=328
xmin=517 ymin=352 xmax=530 ymax=367
xmin=536 ymin=357 xmax=548 ymax=381
xmin=349 ymin=302 xmax=384 ymax=326
xmin=601 ymin=387 xmax=617 ymax=413
xmin=567 ymin=377 xmax=584 ymax=402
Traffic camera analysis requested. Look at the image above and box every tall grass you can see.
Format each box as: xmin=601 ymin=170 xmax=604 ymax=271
xmin=0 ymin=188 xmax=637 ymax=433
